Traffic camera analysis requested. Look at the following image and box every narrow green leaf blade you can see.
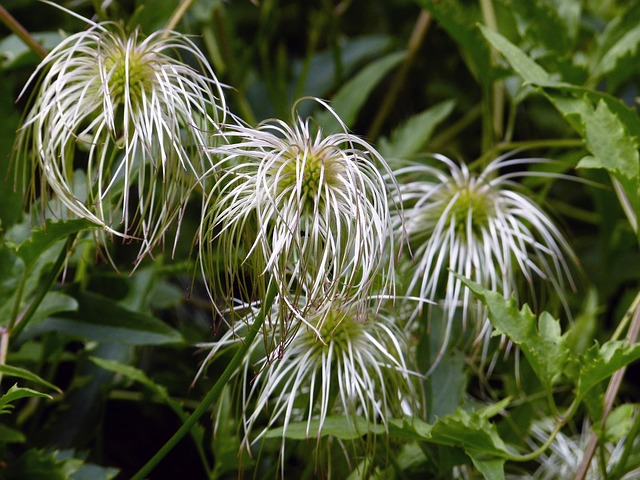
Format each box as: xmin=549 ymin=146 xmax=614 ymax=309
xmin=379 ymin=99 xmax=456 ymax=159
xmin=25 ymin=291 xmax=183 ymax=345
xmin=0 ymin=364 xmax=62 ymax=393
xmin=0 ymin=384 xmax=51 ymax=414
xmin=318 ymin=51 xmax=405 ymax=130
xmin=479 ymin=25 xmax=565 ymax=87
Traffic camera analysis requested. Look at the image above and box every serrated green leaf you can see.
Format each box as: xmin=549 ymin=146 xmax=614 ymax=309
xmin=0 ymin=384 xmax=52 ymax=415
xmin=0 ymin=449 xmax=74 ymax=480
xmin=24 ymin=291 xmax=182 ymax=345
xmin=318 ymin=51 xmax=405 ymax=130
xmin=429 ymin=399 xmax=514 ymax=458
xmin=577 ymin=341 xmax=640 ymax=400
xmin=15 ymin=219 xmax=96 ymax=270
xmin=460 ymin=277 xmax=570 ymax=388
xmin=505 ymin=0 xmax=580 ymax=54
xmin=578 ymin=100 xmax=639 ymax=180
xmin=379 ymin=99 xmax=456 ymax=159
xmin=0 ymin=364 xmax=61 ymax=393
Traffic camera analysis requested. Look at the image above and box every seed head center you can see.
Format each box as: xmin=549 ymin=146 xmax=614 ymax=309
xmin=104 ymin=48 xmax=155 ymax=108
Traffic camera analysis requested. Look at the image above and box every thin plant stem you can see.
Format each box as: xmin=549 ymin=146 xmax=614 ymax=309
xmin=367 ymin=10 xmax=432 ymax=140
xmin=573 ymin=296 xmax=640 ymax=480
xmin=0 ymin=329 xmax=9 ymax=387
xmin=0 ymin=5 xmax=48 ymax=59
xmin=131 ymin=280 xmax=278 ymax=480
xmin=164 ymin=0 xmax=195 ymax=34
xmin=479 ymin=0 xmax=504 ymax=143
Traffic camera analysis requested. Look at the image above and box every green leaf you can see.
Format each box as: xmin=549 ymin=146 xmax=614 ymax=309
xmin=417 ymin=0 xmax=492 ymax=84
xmin=264 ymin=416 xmax=377 ymax=441
xmin=0 ymin=449 xmax=67 ymax=480
xmin=0 ymin=245 xmax=25 ymax=313
xmin=28 ymin=291 xmax=79 ymax=327
xmin=577 ymin=340 xmax=640 ymax=400
xmin=469 ymin=456 xmax=506 ymax=480
xmin=429 ymin=399 xmax=514 ymax=458
xmin=590 ymin=3 xmax=640 ymax=81
xmin=15 ymin=219 xmax=96 ymax=270
xmin=0 ymin=364 xmax=62 ymax=393
xmin=479 ymin=25 xmax=566 ymax=88
xmin=579 ymin=100 xmax=639 ymax=180
xmin=505 ymin=0 xmax=580 ymax=54
xmin=25 ymin=290 xmax=183 ymax=345
xmin=592 ymin=25 xmax=640 ymax=79
xmin=460 ymin=277 xmax=571 ymax=388
xmin=604 ymin=404 xmax=638 ymax=443
xmin=0 ymin=423 xmax=26 ymax=443
xmin=0 ymin=384 xmax=52 ymax=415
xmin=379 ymin=99 xmax=456 ymax=159
xmin=318 ymin=51 xmax=405 ymax=130
xmin=90 ymin=357 xmax=170 ymax=401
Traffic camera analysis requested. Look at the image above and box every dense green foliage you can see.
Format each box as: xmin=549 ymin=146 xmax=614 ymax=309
xmin=2 ymin=1 xmax=640 ymax=479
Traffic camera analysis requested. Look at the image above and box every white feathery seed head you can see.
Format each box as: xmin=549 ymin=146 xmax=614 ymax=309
xmin=394 ymin=154 xmax=576 ymax=354
xmin=199 ymin=100 xmax=398 ymax=340
xmin=15 ymin=19 xmax=226 ymax=260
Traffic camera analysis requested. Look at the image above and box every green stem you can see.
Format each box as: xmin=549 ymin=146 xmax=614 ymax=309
xmin=573 ymin=297 xmax=640 ymax=480
xmin=163 ymin=0 xmax=195 ymax=33
xmin=479 ymin=0 xmax=504 ymax=143
xmin=131 ymin=280 xmax=278 ymax=480
xmin=0 ymin=5 xmax=48 ymax=59
xmin=508 ymin=397 xmax=580 ymax=463
xmin=367 ymin=10 xmax=432 ymax=140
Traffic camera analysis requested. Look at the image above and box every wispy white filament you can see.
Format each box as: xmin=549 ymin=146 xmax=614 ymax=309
xmin=199 ymin=103 xmax=398 ymax=339
xmin=16 ymin=21 xmax=226 ymax=260
xmin=394 ymin=154 xmax=576 ymax=352
xmin=196 ymin=293 xmax=418 ymax=461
